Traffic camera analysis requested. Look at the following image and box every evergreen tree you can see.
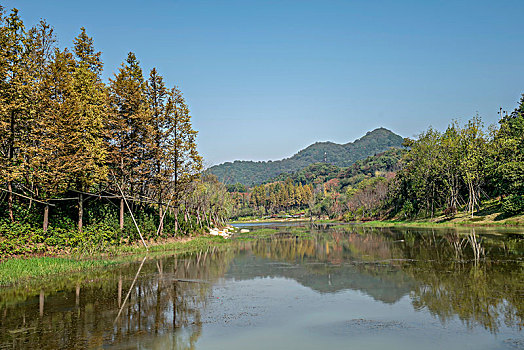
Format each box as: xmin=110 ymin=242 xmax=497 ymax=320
xmin=146 ymin=68 xmax=168 ymax=233
xmin=0 ymin=8 xmax=31 ymax=222
xmin=71 ymin=27 xmax=108 ymax=230
xmin=107 ymin=52 xmax=148 ymax=229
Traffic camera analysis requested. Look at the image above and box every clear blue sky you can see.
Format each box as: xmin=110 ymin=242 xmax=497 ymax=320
xmin=5 ymin=0 xmax=524 ymax=166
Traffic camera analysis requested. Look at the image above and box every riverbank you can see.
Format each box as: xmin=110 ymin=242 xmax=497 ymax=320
xmin=0 ymin=235 xmax=230 ymax=287
xmin=3 ymin=212 xmax=523 ymax=287
xmin=357 ymin=210 xmax=524 ymax=228
xmin=233 ymin=209 xmax=524 ymax=228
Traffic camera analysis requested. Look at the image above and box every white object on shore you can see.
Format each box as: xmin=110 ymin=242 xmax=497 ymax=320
xmin=240 ymin=229 xmax=249 ymax=233
xmin=208 ymin=225 xmax=234 ymax=239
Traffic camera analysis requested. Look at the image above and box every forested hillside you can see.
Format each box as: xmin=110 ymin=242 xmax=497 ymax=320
xmin=228 ymin=148 xmax=405 ymax=219
xmin=272 ymin=148 xmax=405 ymax=189
xmin=208 ymin=127 xmax=404 ymax=185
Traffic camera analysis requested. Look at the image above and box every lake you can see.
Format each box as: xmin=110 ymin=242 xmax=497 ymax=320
xmin=1 ymin=224 xmax=523 ymax=349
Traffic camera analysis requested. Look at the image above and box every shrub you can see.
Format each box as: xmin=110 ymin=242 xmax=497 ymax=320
xmin=502 ymin=194 xmax=524 ymax=215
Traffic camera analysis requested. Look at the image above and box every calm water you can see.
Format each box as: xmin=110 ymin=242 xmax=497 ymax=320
xmin=1 ymin=225 xmax=523 ymax=349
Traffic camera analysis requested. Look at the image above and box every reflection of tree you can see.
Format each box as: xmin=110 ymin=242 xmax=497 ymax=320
xmin=0 ymin=248 xmax=234 ymax=349
xmin=398 ymin=228 xmax=524 ymax=333
xmin=237 ymin=225 xmax=524 ymax=333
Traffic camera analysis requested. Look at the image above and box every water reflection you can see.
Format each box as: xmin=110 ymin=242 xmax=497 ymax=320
xmin=0 ymin=248 xmax=234 ymax=349
xmin=0 ymin=226 xmax=523 ymax=349
xmin=231 ymin=225 xmax=524 ymax=333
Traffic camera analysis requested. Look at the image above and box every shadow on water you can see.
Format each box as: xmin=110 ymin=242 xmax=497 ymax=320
xmin=0 ymin=225 xmax=523 ymax=348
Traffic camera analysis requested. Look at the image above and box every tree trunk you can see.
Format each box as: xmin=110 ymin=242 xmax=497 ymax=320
xmin=197 ymin=210 xmax=202 ymax=228
xmin=7 ymin=181 xmax=14 ymax=222
xmin=43 ymin=203 xmax=49 ymax=232
xmin=78 ymin=193 xmax=83 ymax=232
xmin=119 ymin=198 xmax=124 ymax=230
xmin=158 ymin=204 xmax=163 ymax=236
xmin=8 ymin=110 xmax=15 ymax=222
xmin=174 ymin=209 xmax=179 ymax=235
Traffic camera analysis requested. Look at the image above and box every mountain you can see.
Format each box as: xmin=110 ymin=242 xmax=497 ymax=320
xmin=208 ymin=127 xmax=404 ymax=186
xmin=271 ymin=148 xmax=406 ymax=188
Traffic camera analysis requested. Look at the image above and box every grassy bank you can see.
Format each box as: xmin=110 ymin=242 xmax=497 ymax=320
xmin=355 ymin=210 xmax=524 ymax=228
xmin=233 ymin=207 xmax=524 ymax=228
xmin=0 ymin=235 xmax=229 ymax=286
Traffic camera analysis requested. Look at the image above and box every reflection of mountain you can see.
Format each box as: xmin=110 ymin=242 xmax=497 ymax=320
xmin=227 ymin=227 xmax=524 ymax=333
xmin=226 ymin=252 xmax=417 ymax=304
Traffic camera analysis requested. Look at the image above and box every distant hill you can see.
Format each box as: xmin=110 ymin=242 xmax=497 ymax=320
xmin=272 ymin=148 xmax=406 ymax=189
xmin=208 ymin=127 xmax=404 ymax=186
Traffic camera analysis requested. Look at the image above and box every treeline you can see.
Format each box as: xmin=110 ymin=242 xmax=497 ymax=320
xmin=272 ymin=148 xmax=404 ymax=189
xmin=0 ymin=7 xmax=229 ymax=255
xmin=230 ymin=179 xmax=314 ymax=218
xmin=335 ymin=97 xmax=524 ymax=221
xmin=388 ymin=101 xmax=524 ymax=219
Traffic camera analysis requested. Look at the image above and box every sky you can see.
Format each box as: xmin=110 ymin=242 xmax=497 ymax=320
xmin=4 ymin=0 xmax=524 ymax=166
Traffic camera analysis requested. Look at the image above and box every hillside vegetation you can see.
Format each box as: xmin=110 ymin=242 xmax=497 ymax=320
xmin=228 ymin=148 xmax=404 ymax=219
xmin=227 ymin=95 xmax=524 ymax=223
xmin=208 ymin=127 xmax=404 ymax=185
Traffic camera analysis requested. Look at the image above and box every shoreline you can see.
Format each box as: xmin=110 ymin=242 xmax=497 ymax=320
xmin=3 ymin=216 xmax=523 ymax=287
xmin=0 ymin=234 xmax=230 ymax=287
xmin=231 ymin=212 xmax=524 ymax=228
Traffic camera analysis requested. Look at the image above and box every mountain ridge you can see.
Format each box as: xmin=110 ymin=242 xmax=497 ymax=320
xmin=208 ymin=127 xmax=404 ymax=185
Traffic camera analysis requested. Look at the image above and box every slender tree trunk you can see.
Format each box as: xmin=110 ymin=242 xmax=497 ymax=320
xmin=158 ymin=204 xmax=163 ymax=235
xmin=7 ymin=111 xmax=15 ymax=223
xmin=119 ymin=158 xmax=125 ymax=230
xmin=467 ymin=180 xmax=476 ymax=218
xmin=119 ymin=198 xmax=124 ymax=230
xmin=174 ymin=209 xmax=179 ymax=234
xmin=7 ymin=181 xmax=14 ymax=222
xmin=78 ymin=193 xmax=83 ymax=232
xmin=43 ymin=203 xmax=49 ymax=232
xmin=196 ymin=210 xmax=202 ymax=228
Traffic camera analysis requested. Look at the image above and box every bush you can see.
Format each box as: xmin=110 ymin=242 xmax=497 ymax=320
xmin=502 ymin=194 xmax=524 ymax=215
xmin=343 ymin=211 xmax=355 ymax=222
xmin=0 ymin=221 xmax=122 ymax=258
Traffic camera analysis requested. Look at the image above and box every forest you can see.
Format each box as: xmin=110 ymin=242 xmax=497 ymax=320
xmin=229 ymin=99 xmax=524 ymax=222
xmin=0 ymin=8 xmax=231 ymax=258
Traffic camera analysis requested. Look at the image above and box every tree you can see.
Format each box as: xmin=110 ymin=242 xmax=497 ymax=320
xmin=71 ymin=27 xmax=108 ymax=231
xmin=460 ymin=116 xmax=488 ymax=217
xmin=492 ymin=95 xmax=524 ymax=214
xmin=107 ymin=52 xmax=149 ymax=229
xmin=0 ymin=8 xmax=31 ymax=222
xmin=439 ymin=122 xmax=462 ymax=213
xmin=146 ymin=68 xmax=168 ymax=234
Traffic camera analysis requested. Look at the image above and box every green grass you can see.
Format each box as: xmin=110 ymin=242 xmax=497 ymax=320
xmin=0 ymin=235 xmax=229 ymax=287
xmin=233 ymin=226 xmax=315 ymax=241
xmin=352 ymin=218 xmax=524 ymax=228
xmin=234 ymin=228 xmax=279 ymax=240
xmin=0 ymin=257 xmax=118 ymax=286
